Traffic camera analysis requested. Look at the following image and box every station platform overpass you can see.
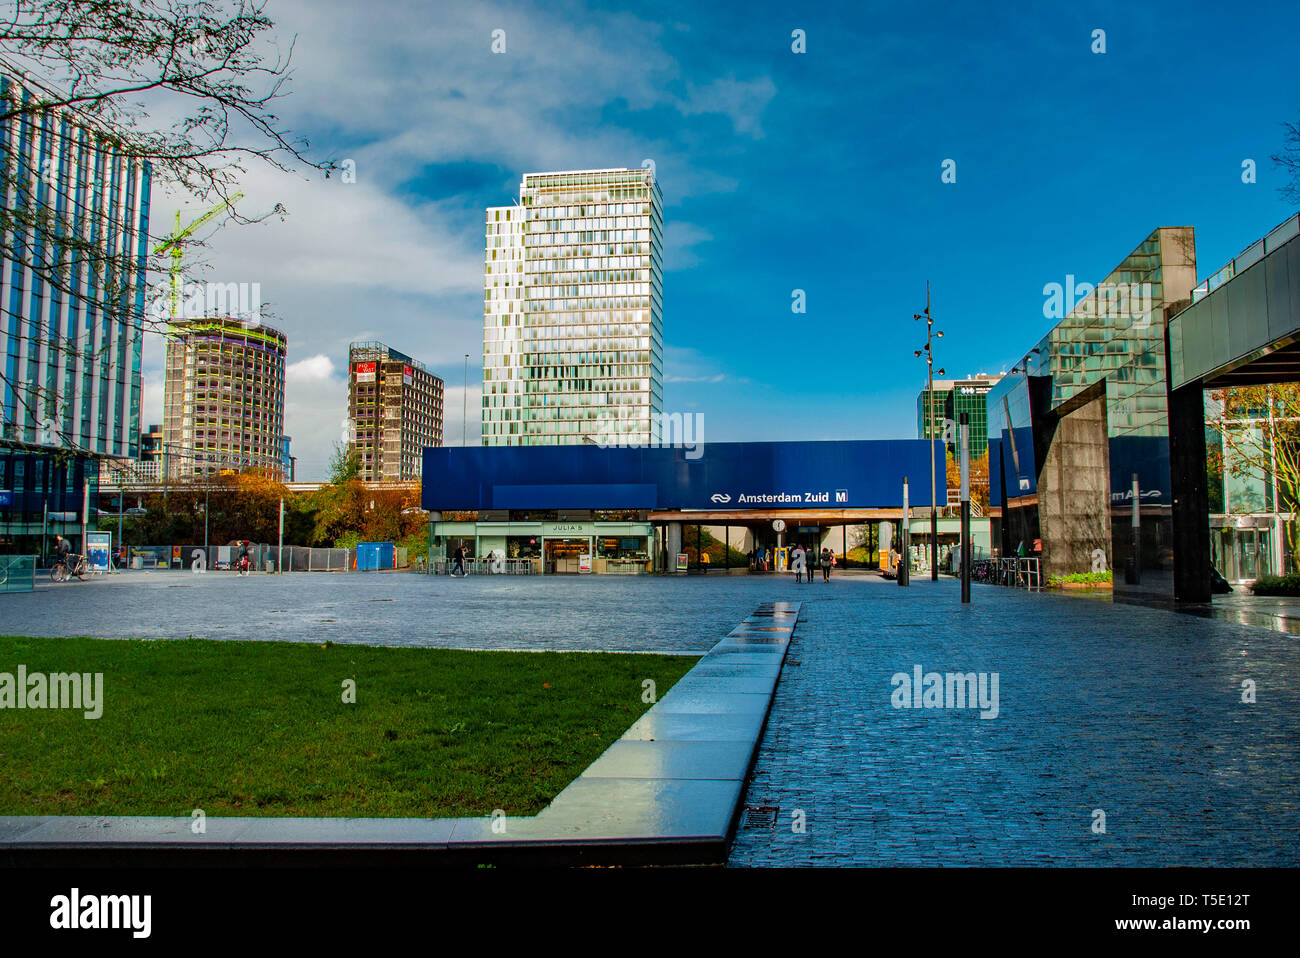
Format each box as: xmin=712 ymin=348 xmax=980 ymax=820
xmin=1164 ymin=213 xmax=1300 ymax=600
xmin=1169 ymin=214 xmax=1300 ymax=390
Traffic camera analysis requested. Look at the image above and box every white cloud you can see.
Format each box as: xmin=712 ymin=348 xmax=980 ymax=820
xmin=442 ymin=384 xmax=484 ymax=449
xmin=661 ymin=345 xmax=746 ymax=388
xmin=676 ymin=76 xmax=778 ymax=137
xmin=137 ymin=373 xmax=165 ymax=431
xmin=127 ymin=0 xmax=777 ymax=480
xmin=286 ymin=354 xmax=336 ymax=383
xmin=665 ymin=222 xmax=713 ymax=271
xmin=665 ymin=373 xmax=726 ymax=384
xmin=272 ymin=0 xmax=767 ymax=199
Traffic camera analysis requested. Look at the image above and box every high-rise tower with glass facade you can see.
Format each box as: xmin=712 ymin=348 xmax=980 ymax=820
xmin=1 ymin=71 xmax=151 ymax=456
xmin=1 ymin=69 xmax=151 ymax=553
xmin=482 ymin=168 xmax=663 ymax=446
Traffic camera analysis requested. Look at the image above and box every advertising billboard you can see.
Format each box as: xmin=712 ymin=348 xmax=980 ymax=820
xmin=86 ymin=532 xmax=112 ymax=573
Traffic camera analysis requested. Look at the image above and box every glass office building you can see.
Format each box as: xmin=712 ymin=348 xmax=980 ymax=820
xmin=482 ymin=168 xmax=663 ymax=447
xmin=916 ymin=374 xmax=1001 ymax=457
xmin=1 ymin=71 xmax=151 ymax=554
xmin=987 ymin=227 xmax=1198 ymax=597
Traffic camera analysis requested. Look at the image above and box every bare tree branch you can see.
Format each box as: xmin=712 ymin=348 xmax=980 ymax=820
xmin=1274 ymin=119 xmax=1300 ymax=207
xmin=1 ymin=0 xmax=329 ymax=461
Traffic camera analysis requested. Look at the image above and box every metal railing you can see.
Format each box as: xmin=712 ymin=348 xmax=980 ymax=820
xmin=997 ymin=557 xmax=1041 ymax=589
xmin=431 ymin=556 xmax=536 ymax=575
xmin=1192 ymin=213 xmax=1300 ymax=302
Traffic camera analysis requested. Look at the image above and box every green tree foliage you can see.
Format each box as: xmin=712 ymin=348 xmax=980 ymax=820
xmin=328 ymin=443 xmax=361 ymax=484
xmin=1209 ymin=384 xmax=1300 ymax=560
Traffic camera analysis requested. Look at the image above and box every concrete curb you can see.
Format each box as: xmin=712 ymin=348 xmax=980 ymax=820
xmin=1 ymin=602 xmax=800 ymax=867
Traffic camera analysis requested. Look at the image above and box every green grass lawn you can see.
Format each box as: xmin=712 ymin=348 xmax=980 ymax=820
xmin=0 ymin=636 xmax=696 ymax=818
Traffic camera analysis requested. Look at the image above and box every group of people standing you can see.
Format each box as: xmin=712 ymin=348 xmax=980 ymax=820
xmin=747 ymin=543 xmax=836 ymax=582
xmin=789 ymin=544 xmax=834 ymax=583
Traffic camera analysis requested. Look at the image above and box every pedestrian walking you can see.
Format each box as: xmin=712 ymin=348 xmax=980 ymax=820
xmin=821 ymin=547 xmax=833 ymax=582
xmin=452 ymin=544 xmax=466 ymax=577
xmin=791 ymin=544 xmax=806 ymax=583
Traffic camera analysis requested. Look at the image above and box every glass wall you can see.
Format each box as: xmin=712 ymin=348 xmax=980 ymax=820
xmin=1212 ymin=524 xmax=1275 ymax=582
xmin=986 ymin=227 xmax=1197 ymax=594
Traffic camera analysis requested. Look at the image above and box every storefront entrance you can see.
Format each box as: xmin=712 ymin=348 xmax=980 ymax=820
xmin=544 ymin=536 xmax=591 ymax=574
xmin=1213 ymin=522 xmax=1276 ymax=583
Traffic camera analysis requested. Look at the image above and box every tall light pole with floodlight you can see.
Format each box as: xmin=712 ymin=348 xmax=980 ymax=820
xmin=915 ymin=282 xmax=944 ymax=581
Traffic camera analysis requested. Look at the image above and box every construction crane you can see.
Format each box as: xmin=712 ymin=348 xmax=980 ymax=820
xmin=152 ymin=191 xmax=245 ymax=319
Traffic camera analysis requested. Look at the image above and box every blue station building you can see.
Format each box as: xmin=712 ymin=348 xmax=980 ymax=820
xmin=422 ymin=439 xmax=942 ymax=574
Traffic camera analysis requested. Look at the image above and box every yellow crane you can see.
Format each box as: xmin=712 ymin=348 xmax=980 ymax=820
xmin=152 ymin=191 xmax=244 ymax=319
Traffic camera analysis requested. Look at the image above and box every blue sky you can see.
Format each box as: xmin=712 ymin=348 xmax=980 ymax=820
xmin=151 ymin=0 xmax=1300 ymax=478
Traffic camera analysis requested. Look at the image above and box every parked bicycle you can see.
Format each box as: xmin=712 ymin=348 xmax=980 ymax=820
xmin=50 ymin=553 xmax=89 ymax=583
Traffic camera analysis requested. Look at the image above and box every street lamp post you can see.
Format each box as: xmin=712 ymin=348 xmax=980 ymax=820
xmin=914 ymin=282 xmax=944 ymax=582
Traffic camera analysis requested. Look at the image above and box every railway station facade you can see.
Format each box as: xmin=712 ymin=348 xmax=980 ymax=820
xmin=422 ymin=439 xmax=940 ymax=574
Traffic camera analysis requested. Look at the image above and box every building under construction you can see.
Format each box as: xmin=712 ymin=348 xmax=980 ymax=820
xmin=162 ymin=318 xmax=288 ymax=479
xmin=348 ymin=342 xmax=444 ymax=481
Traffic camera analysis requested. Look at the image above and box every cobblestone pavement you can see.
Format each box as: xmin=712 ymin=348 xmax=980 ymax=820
xmin=0 ymin=568 xmax=833 ymax=653
xmin=729 ymin=577 xmax=1300 ymax=867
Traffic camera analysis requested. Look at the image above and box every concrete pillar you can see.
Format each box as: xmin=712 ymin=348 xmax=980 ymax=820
xmin=1169 ymin=378 xmax=1212 ymax=602
xmin=667 ymin=521 xmax=683 ymax=573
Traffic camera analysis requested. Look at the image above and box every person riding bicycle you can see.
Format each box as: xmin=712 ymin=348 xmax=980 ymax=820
xmin=53 ymin=535 xmax=72 ymax=571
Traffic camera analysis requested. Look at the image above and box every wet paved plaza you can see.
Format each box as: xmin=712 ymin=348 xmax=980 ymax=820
xmin=0 ymin=568 xmax=806 ymax=653
xmin=728 ymin=578 xmax=1300 ymax=866
xmin=3 ymin=569 xmax=1297 ymax=866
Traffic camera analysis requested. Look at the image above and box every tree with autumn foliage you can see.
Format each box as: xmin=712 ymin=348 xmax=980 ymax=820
xmin=1207 ymin=384 xmax=1300 ymax=560
xmin=305 ymin=445 xmax=426 ymax=547
xmin=945 ymin=451 xmax=990 ymax=511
